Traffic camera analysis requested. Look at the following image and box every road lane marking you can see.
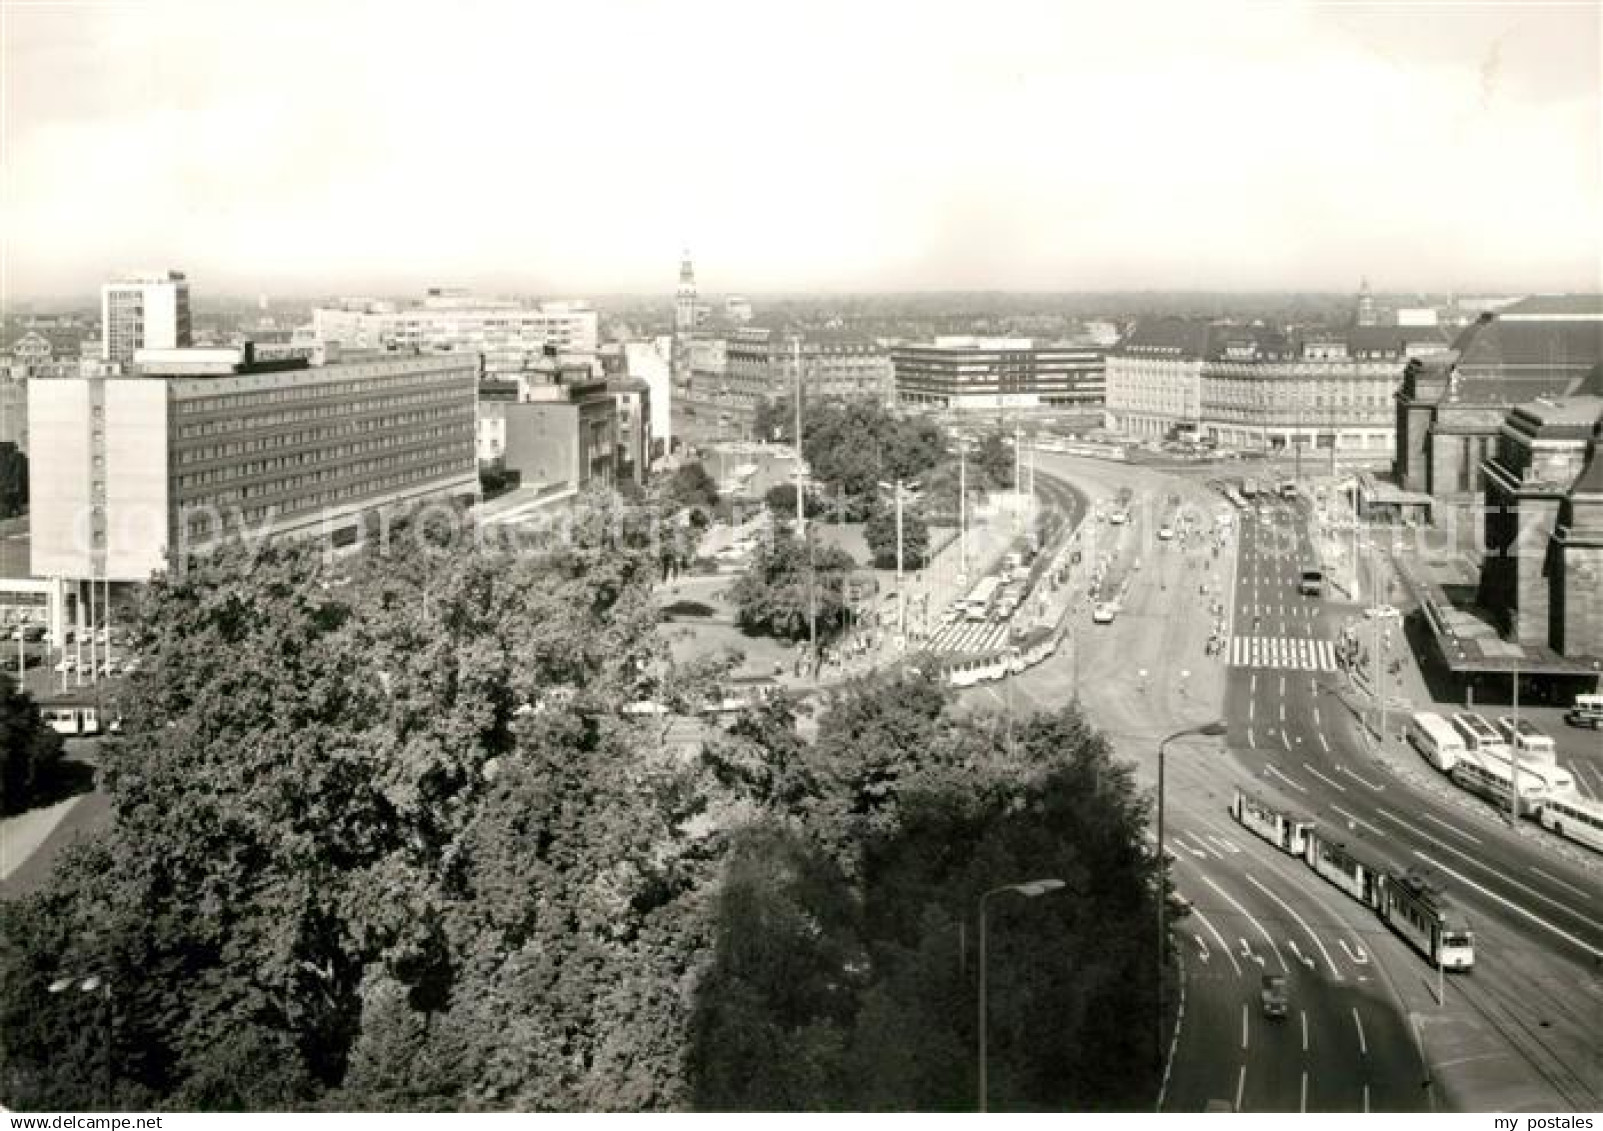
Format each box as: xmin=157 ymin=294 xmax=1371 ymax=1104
xmin=1300 ymin=1070 xmax=1307 ymax=1113
xmin=1338 ymin=938 xmax=1370 ymax=964
xmin=1279 ymin=674 xmax=1285 ymax=697
xmin=1318 ymin=732 xmax=1330 ymax=752
xmin=1236 ymin=1065 xmax=1246 ymax=1113
xmin=1304 ymin=763 xmax=1348 ymax=792
xmin=1247 ymin=725 xmax=1255 ymax=748
xmin=1249 ymin=699 xmax=1255 ymax=722
xmin=1203 ymin=875 xmax=1289 ymax=971
xmin=1530 ymin=866 xmax=1591 ymax=899
xmin=1377 ymin=813 xmax=1603 ymax=930
xmin=1206 ymin=834 xmax=1241 ymax=855
xmin=1187 ymin=831 xmax=1223 ymax=860
xmin=1300 ymin=1010 xmax=1308 ymax=1052
xmin=1279 ymin=702 xmax=1285 ymax=722
xmin=1265 ymin=764 xmax=1308 ymax=793
xmin=1340 ymin=765 xmax=1384 ymax=791
xmin=1245 ymin=873 xmax=1343 ymax=979
xmin=1413 ymin=851 xmax=1603 ymax=959
xmin=1171 ymin=838 xmax=1207 ymax=859
xmin=1241 ymin=1002 xmax=1249 ymax=1049
xmin=1353 ymin=1008 xmax=1367 ymax=1056
xmin=1421 ymin=811 xmax=1480 ymax=844
xmin=1193 ymin=908 xmax=1242 ymax=976
xmin=1364 ymin=1084 xmax=1370 ymax=1113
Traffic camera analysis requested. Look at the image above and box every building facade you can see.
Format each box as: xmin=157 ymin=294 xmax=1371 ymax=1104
xmin=1477 ymin=396 xmax=1603 ymax=661
xmin=726 ymin=328 xmax=894 ymax=413
xmin=1104 ymin=319 xmax=1210 ymax=439
xmin=102 ymin=270 xmax=191 ymax=365
xmin=608 ymin=376 xmax=653 ymax=485
xmin=29 ymin=343 xmax=479 ymax=581
xmin=891 ymin=337 xmax=1105 ymax=412
xmin=311 ymin=290 xmax=599 ymax=378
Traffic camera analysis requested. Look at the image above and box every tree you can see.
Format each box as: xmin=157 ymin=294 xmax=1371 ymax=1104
xmin=663 ymin=461 xmax=720 ymax=513
xmin=763 ymin=484 xmax=826 ymax=520
xmin=974 ymin=432 xmax=1015 ymax=490
xmin=863 ymin=504 xmax=930 ymax=571
xmin=752 ymin=398 xmax=789 ymax=445
xmin=729 ymin=527 xmax=856 ymax=644
xmin=797 ymin=403 xmax=947 ymax=508
xmin=0 ymin=673 xmax=65 ymax=815
xmin=0 ymin=442 xmax=26 ymax=519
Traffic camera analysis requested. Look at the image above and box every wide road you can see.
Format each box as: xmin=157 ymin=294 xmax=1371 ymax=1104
xmin=1013 ymin=455 xmax=1601 ymax=1111
xmin=1224 ymin=492 xmax=1603 ymax=1110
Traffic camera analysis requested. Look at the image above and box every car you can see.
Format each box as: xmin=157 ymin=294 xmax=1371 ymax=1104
xmin=1363 ymin=605 xmax=1401 ymax=620
xmin=1158 ymin=526 xmax=1174 ymax=541
xmin=1092 ymin=603 xmax=1117 ymax=624
xmin=1260 ymin=973 xmax=1288 ymax=1019
xmin=53 ymin=658 xmax=76 ymax=674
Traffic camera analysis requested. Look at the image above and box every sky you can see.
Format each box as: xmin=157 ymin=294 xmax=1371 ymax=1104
xmin=2 ymin=0 xmax=1600 ymax=300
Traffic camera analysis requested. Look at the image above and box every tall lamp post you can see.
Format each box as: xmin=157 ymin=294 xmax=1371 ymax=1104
xmin=978 ymin=878 xmax=1066 ymax=1111
xmin=49 ymin=973 xmax=114 ymax=1109
xmin=1155 ymin=721 xmax=1228 ymax=1067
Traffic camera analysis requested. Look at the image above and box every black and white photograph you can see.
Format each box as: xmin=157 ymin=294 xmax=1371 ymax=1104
xmin=0 ymin=0 xmax=1599 ymax=1118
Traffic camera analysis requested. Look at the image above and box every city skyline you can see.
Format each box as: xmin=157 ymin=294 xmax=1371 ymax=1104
xmin=2 ymin=0 xmax=1599 ymax=299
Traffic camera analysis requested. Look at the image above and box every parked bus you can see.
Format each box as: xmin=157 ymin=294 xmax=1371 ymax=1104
xmin=1297 ymin=566 xmax=1325 ymax=597
xmin=1406 ymin=711 xmax=1467 ymax=772
xmin=1564 ymin=693 xmax=1603 ymax=730
xmin=1536 ymin=791 xmax=1603 ymax=855
xmin=1494 ymin=716 xmax=1557 ymax=764
xmin=1449 ymin=712 xmax=1510 ymax=758
xmin=963 ymin=576 xmax=1001 ymax=622
xmin=1449 ymin=747 xmax=1572 ymax=816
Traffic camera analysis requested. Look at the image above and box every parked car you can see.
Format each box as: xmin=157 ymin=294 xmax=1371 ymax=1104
xmin=1092 ymin=603 xmax=1117 ymax=624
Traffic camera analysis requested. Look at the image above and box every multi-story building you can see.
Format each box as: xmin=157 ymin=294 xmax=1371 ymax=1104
xmin=310 ymin=290 xmax=599 ymax=378
xmin=727 ymin=327 xmax=894 ymax=415
xmin=1478 ymin=394 xmax=1603 ymax=662
xmin=608 ymin=376 xmax=653 ymax=485
xmin=1104 ymin=319 xmax=1211 ymax=439
xmin=476 ymin=374 xmax=616 ymax=494
xmin=28 ymin=342 xmax=479 ymax=582
xmin=891 ymin=336 xmax=1104 ymax=412
xmin=101 ymin=270 xmax=191 ymax=365
xmin=622 ymin=337 xmax=673 ymax=457
xmin=0 ymin=371 xmax=25 ymax=453
xmin=1200 ymin=325 xmax=1445 ymax=461
xmin=1395 ymin=295 xmax=1603 ymax=510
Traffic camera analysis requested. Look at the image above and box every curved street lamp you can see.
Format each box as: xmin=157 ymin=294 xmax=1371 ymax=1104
xmin=978 ymin=878 xmax=1066 ymax=1111
xmin=1155 ymin=721 xmax=1228 ymax=1067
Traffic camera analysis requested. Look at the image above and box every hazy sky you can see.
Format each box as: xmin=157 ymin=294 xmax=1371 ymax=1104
xmin=2 ymin=0 xmax=1599 ymax=299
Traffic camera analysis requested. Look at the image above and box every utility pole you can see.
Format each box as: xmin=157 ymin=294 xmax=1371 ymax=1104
xmin=959 ymin=441 xmax=969 ymax=580
xmin=896 ymin=478 xmax=906 ymax=640
xmin=1509 ymin=659 xmax=1520 ymax=826
xmin=793 ymin=336 xmax=804 ymax=537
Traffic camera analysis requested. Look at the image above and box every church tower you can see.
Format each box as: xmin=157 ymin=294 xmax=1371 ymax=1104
xmin=675 ymin=250 xmax=697 ymax=336
xmin=1356 ymin=277 xmax=1377 ymax=327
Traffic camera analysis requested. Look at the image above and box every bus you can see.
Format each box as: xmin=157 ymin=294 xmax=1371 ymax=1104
xmin=963 ymin=576 xmax=1001 ymax=622
xmin=1537 ymin=791 xmax=1603 ymax=855
xmin=1241 ymin=478 xmax=1259 ymax=500
xmin=1494 ymin=716 xmax=1557 ymax=764
xmin=1449 ymin=747 xmax=1572 ymax=816
xmin=1297 ymin=567 xmax=1325 ymax=597
xmin=1407 ymin=711 xmax=1467 ymax=772
xmin=37 ymin=699 xmax=103 ymax=736
xmin=1450 ymin=712 xmax=1510 ymax=758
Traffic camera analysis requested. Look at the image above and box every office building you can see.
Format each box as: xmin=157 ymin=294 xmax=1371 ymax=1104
xmin=623 ymin=337 xmax=673 ymax=456
xmin=891 ymin=337 xmax=1104 ymax=412
xmin=609 ymin=376 xmax=653 ymax=485
xmin=311 ymin=290 xmax=599 ymax=378
xmin=102 ymin=270 xmax=191 ymax=365
xmin=727 ymin=327 xmax=894 ymax=414
xmin=1104 ymin=319 xmax=1211 ymax=439
xmin=28 ymin=342 xmax=479 ymax=582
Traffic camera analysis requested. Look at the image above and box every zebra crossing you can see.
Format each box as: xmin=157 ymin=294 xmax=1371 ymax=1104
xmin=1228 ymin=634 xmax=1338 ymax=672
xmin=921 ymin=619 xmax=1014 ymax=656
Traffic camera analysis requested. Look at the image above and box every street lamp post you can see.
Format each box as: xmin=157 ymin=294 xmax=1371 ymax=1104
xmin=1155 ymin=721 xmax=1228 ymax=1067
xmin=978 ymin=878 xmax=1066 ymax=1111
xmin=49 ymin=974 xmax=113 ymax=1109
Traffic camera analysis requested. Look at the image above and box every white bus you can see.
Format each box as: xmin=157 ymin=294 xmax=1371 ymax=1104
xmin=1449 ymin=747 xmax=1572 ymax=816
xmin=1494 ymin=716 xmax=1557 ymax=764
xmin=963 ymin=576 xmax=1001 ymax=622
xmin=1537 ymin=791 xmax=1603 ymax=854
xmin=1407 ymin=711 xmax=1466 ymax=772
xmin=1450 ymin=712 xmax=1510 ymax=758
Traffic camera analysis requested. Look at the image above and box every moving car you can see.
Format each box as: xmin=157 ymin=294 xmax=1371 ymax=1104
xmin=1565 ymin=693 xmax=1603 ymax=730
xmin=1092 ymin=603 xmax=1118 ymax=624
xmin=1158 ymin=526 xmax=1174 ymax=541
xmin=1260 ymin=974 xmax=1288 ymax=1019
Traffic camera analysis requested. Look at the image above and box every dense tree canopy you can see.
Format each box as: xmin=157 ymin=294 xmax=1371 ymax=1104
xmin=1 ymin=489 xmax=1164 ymax=1113
xmin=0 ymin=673 xmax=64 ymax=815
xmin=799 ymin=403 xmax=946 ymax=506
xmin=863 ymin=503 xmax=930 ymax=571
xmin=729 ymin=526 xmax=857 ymax=645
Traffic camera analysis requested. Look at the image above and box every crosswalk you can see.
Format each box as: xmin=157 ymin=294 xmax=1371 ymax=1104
xmin=1228 ymin=635 xmax=1337 ymax=672
xmin=920 ymin=619 xmax=1014 ymax=656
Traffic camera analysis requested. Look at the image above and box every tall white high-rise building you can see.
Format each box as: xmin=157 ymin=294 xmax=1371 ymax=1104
xmin=101 ymin=270 xmax=191 ymax=365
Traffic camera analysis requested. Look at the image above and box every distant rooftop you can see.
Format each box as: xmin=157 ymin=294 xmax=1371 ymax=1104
xmin=1497 ymin=294 xmax=1603 ymax=320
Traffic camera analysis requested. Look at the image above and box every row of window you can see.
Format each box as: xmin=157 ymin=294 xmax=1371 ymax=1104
xmin=175 ymin=411 xmax=471 ymax=466
xmin=177 ymin=393 xmax=472 ymax=441
xmin=175 ymin=424 xmax=471 ymax=486
xmin=179 ymin=458 xmax=473 ymax=534
xmin=175 ymin=369 xmax=472 ymax=416
xmin=181 ymin=443 xmax=469 ymax=505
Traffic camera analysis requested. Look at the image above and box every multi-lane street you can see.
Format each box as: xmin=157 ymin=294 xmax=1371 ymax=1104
xmin=1007 ymin=455 xmax=1602 ymax=1112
